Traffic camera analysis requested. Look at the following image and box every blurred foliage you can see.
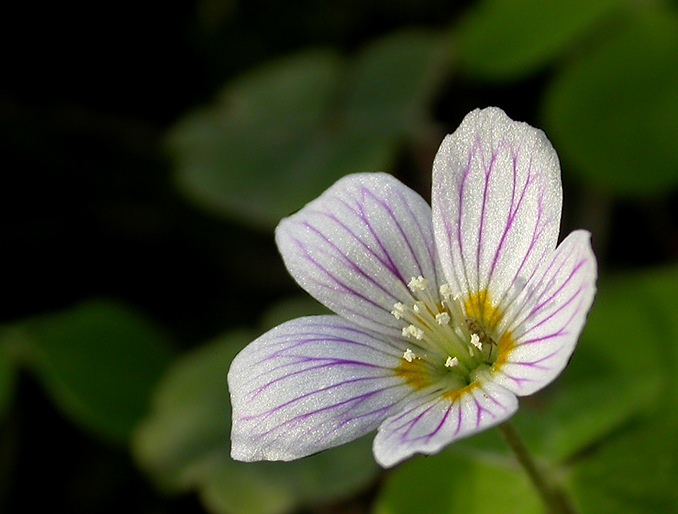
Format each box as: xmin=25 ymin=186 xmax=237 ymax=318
xmin=572 ymin=414 xmax=678 ymax=513
xmin=0 ymin=346 xmax=17 ymax=423
xmin=456 ymin=0 xmax=624 ymax=79
xmin=1 ymin=301 xmax=175 ymax=443
xmin=543 ymin=4 xmax=678 ymax=195
xmin=2 ymin=0 xmax=678 ymax=512
xmin=170 ymin=30 xmax=451 ymax=229
xmin=374 ymin=448 xmax=542 ymax=514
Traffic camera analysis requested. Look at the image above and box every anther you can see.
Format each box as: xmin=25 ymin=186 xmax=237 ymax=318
xmin=470 ymin=333 xmax=482 ymax=350
xmin=408 ymin=276 xmax=429 ymax=292
xmin=391 ymin=302 xmax=405 ymax=319
xmin=403 ymin=348 xmax=416 ymax=362
xmin=435 ymin=312 xmax=450 ymax=325
xmin=402 ymin=325 xmax=424 ymax=340
xmin=445 ymin=356 xmax=459 ymax=368
xmin=439 ymin=283 xmax=454 ymax=298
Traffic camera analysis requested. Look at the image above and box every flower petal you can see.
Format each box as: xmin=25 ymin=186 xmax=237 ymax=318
xmin=432 ymin=107 xmax=563 ymax=307
xmin=493 ymin=230 xmax=597 ymax=395
xmin=373 ymin=377 xmax=518 ymax=467
xmin=229 ymin=315 xmax=412 ymax=462
xmin=276 ymin=173 xmax=442 ymax=337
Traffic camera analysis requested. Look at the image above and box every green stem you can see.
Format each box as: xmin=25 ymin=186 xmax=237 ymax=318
xmin=499 ymin=421 xmax=577 ymax=514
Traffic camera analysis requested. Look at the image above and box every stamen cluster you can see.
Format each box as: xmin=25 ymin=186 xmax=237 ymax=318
xmin=391 ymin=276 xmax=498 ymax=383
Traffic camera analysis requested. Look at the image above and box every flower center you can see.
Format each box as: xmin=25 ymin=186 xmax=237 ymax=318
xmin=393 ymin=276 xmax=512 ymax=393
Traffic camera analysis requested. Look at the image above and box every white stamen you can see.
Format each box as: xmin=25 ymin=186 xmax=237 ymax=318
xmin=470 ymin=333 xmax=482 ymax=350
xmin=439 ymin=283 xmax=454 ymax=298
xmin=445 ymin=356 xmax=459 ymax=368
xmin=435 ymin=312 xmax=450 ymax=325
xmin=403 ymin=325 xmax=424 ymax=340
xmin=393 ymin=275 xmax=481 ymax=367
xmin=408 ymin=276 xmax=429 ymax=292
xmin=391 ymin=302 xmax=405 ymax=319
xmin=403 ymin=348 xmax=416 ymax=362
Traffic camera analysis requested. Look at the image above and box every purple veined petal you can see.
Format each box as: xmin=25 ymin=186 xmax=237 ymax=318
xmin=229 ymin=315 xmax=413 ymax=462
xmin=493 ymin=230 xmax=597 ymax=396
xmin=373 ymin=377 xmax=518 ymax=467
xmin=432 ymin=107 xmax=563 ymax=304
xmin=276 ymin=173 xmax=442 ymax=337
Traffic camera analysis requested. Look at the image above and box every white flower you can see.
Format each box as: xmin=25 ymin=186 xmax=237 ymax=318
xmin=228 ymin=107 xmax=597 ymax=468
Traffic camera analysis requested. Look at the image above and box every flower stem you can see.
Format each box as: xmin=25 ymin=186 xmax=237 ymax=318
xmin=499 ymin=421 xmax=577 ymax=514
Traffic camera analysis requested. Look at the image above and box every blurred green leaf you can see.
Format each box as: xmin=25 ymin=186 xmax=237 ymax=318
xmin=548 ymin=267 xmax=678 ymax=511
xmin=133 ymin=333 xmax=245 ymax=501
xmin=133 ymin=329 xmax=379 ymax=514
xmin=571 ymin=415 xmax=678 ymax=513
xmin=636 ymin=266 xmax=678 ymax=372
xmin=8 ymin=300 xmax=175 ymax=443
xmin=0 ymin=343 xmax=17 ymax=422
xmin=573 ymin=276 xmax=661 ymax=376
xmin=374 ymin=449 xmax=541 ymax=514
xmin=457 ymin=0 xmax=622 ymax=79
xmin=171 ymin=49 xmax=344 ymax=228
xmin=170 ymin=30 xmax=451 ymax=229
xmin=344 ymin=30 xmax=452 ymax=136
xmin=543 ymin=5 xmax=678 ymax=195
xmin=629 ymin=266 xmax=678 ymax=409
xmin=527 ymin=373 xmax=660 ymax=462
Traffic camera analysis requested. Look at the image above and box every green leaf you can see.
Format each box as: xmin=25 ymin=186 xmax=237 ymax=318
xmin=133 ymin=333 xmax=243 ymax=494
xmin=543 ymin=6 xmax=678 ymax=195
xmin=513 ymin=372 xmax=660 ymax=464
xmin=170 ymin=49 xmax=345 ymax=228
xmin=343 ymin=30 xmax=452 ymax=136
xmin=133 ymin=331 xmax=379 ymax=514
xmin=573 ymin=276 xmax=662 ymax=376
xmin=374 ymin=449 xmax=541 ymax=514
xmin=9 ymin=300 xmax=175 ymax=443
xmin=632 ymin=266 xmax=678 ymax=404
xmin=170 ymin=30 xmax=451 ymax=229
xmin=457 ymin=0 xmax=622 ymax=79
xmin=571 ymin=415 xmax=678 ymax=513
xmin=0 ymin=342 xmax=18 ymax=422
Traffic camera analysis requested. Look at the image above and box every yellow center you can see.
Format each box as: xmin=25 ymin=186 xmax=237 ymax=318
xmin=393 ymin=277 xmax=515 ymax=396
